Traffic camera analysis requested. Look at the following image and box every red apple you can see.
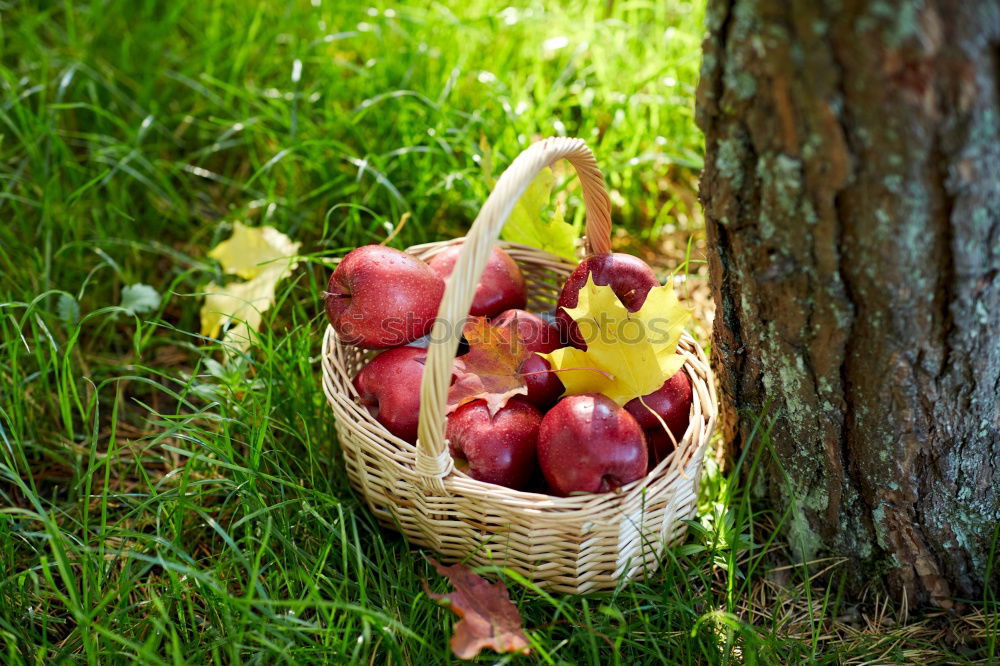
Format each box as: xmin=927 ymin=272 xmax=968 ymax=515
xmin=352 ymin=346 xmax=429 ymax=443
xmin=326 ymin=245 xmax=444 ymax=348
xmin=427 ymin=244 xmax=527 ymax=318
xmin=625 ymin=369 xmax=692 ymax=435
xmin=492 ymin=309 xmax=560 ymax=352
xmin=556 ymin=253 xmax=660 ymax=348
xmin=537 ymin=393 xmax=647 ymax=495
xmin=519 ymin=354 xmax=564 ymax=409
xmin=492 ymin=309 xmax=564 ymax=409
xmin=645 ymin=428 xmax=676 ymax=469
xmin=446 ymin=398 xmax=541 ymax=489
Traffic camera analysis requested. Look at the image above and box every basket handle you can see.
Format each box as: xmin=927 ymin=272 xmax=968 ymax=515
xmin=415 ymin=137 xmax=613 ymax=493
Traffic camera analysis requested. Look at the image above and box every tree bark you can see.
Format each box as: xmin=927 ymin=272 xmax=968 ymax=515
xmin=697 ymin=0 xmax=999 ymax=607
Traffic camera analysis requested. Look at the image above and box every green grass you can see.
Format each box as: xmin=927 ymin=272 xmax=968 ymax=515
xmin=1 ymin=0 xmax=995 ymax=663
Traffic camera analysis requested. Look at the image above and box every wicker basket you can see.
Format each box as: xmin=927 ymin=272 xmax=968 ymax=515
xmin=321 ymin=137 xmax=717 ymax=594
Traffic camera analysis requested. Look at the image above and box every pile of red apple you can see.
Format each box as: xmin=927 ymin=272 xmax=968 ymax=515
xmin=326 ymin=244 xmax=693 ymax=496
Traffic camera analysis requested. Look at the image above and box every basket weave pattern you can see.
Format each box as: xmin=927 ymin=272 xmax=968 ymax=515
xmin=320 ymin=138 xmax=717 ymax=593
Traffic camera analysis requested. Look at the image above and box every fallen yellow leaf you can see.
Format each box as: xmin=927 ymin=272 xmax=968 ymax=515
xmin=540 ymin=275 xmax=691 ymax=405
xmin=200 ymin=222 xmax=300 ymax=353
xmin=200 ymin=277 xmax=273 ymax=348
xmin=207 ymin=221 xmax=300 ymax=280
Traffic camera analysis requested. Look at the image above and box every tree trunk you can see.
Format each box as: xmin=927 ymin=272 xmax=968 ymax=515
xmin=697 ymin=0 xmax=999 ymax=607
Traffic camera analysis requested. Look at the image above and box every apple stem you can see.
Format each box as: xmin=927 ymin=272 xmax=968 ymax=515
xmin=638 ymin=395 xmax=679 ymax=448
xmin=536 ymin=366 xmax=615 ymax=380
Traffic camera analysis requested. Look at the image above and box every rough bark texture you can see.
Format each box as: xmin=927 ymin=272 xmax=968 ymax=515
xmin=697 ymin=0 xmax=1000 ymax=607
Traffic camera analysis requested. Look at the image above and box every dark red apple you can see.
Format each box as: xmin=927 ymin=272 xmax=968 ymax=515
xmin=519 ymin=354 xmax=564 ymax=409
xmin=492 ymin=309 xmax=560 ymax=352
xmin=326 ymin=245 xmax=444 ymax=348
xmin=625 ymin=369 xmax=692 ymax=435
xmin=446 ymin=398 xmax=541 ymax=489
xmin=492 ymin=309 xmax=564 ymax=408
xmin=352 ymin=346 xmax=428 ymax=443
xmin=627 ymin=370 xmax=692 ymax=469
xmin=427 ymin=244 xmax=527 ymax=318
xmin=556 ymin=253 xmax=660 ymax=348
xmin=645 ymin=428 xmax=676 ymax=469
xmin=537 ymin=393 xmax=648 ymax=495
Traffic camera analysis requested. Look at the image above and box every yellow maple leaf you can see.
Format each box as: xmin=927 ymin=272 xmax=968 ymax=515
xmin=207 ymin=221 xmax=300 ymax=280
xmin=540 ymin=275 xmax=691 ymax=405
xmin=200 ymin=277 xmax=274 ymax=350
xmin=200 ymin=222 xmax=300 ymax=353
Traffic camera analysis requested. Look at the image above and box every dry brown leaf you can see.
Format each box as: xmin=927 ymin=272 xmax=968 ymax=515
xmin=447 ymin=317 xmax=532 ymax=416
xmin=426 ymin=559 xmax=531 ymax=660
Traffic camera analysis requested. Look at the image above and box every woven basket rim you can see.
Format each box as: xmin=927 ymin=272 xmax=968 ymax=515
xmin=320 ymin=239 xmax=717 ymax=512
